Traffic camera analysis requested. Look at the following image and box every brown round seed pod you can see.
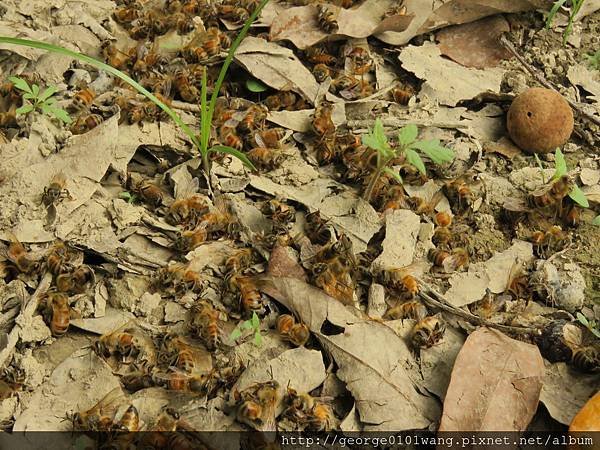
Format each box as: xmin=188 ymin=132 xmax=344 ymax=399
xmin=506 ymin=87 xmax=573 ymax=154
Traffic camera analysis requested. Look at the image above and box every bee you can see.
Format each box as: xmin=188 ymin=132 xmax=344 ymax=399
xmin=329 ymin=74 xmax=360 ymax=93
xmin=305 ymin=46 xmax=337 ymax=66
xmin=313 ymin=63 xmax=331 ymax=83
xmin=236 ymin=105 xmax=268 ymax=134
xmin=390 ymin=86 xmax=413 ymax=105
xmin=276 ymin=314 xmax=310 ymax=347
xmin=132 ymin=42 xmax=169 ymax=76
xmin=505 ymin=261 xmax=530 ymax=300
xmin=181 ymin=0 xmax=203 ymax=15
xmin=305 ymin=210 xmax=332 ymax=245
xmin=198 ymin=196 xmax=237 ymax=235
xmin=428 ymin=248 xmax=451 ymax=268
xmin=571 ymin=345 xmax=600 ymax=373
xmin=70 ymin=88 xmax=96 ymax=111
xmin=264 ymin=91 xmax=299 ymax=112
xmin=71 ymin=387 xmax=125 ymax=431
xmin=411 ymin=314 xmax=446 ymax=349
xmin=96 ymin=323 xmax=157 ymax=370
xmin=190 ymin=301 xmax=220 ymax=350
xmin=247 ymin=147 xmax=283 ymax=171
xmin=156 ymin=262 xmax=204 ymax=293
xmin=130 ymin=178 xmax=164 ymax=208
xmin=5 ymin=234 xmax=40 ymax=275
xmin=229 ymin=275 xmax=264 ymax=314
xmin=381 ymin=185 xmax=409 ymax=213
xmin=218 ymin=5 xmax=250 ymax=23
xmin=348 ymin=47 xmax=372 ymax=76
xmin=219 ymin=125 xmax=244 ymax=150
xmin=182 ymin=35 xmax=211 ymax=63
xmin=46 ymin=241 xmax=72 ymax=276
xmin=42 ymin=173 xmax=70 ymax=207
xmin=116 ymin=404 xmax=140 ymax=432
xmin=203 ymin=27 xmax=223 ymax=57
xmin=235 ymin=380 xmax=280 ymax=431
xmin=0 ymin=108 xmax=17 ymax=128
xmin=381 ymin=270 xmax=419 ymax=300
xmin=262 ymin=199 xmax=295 ymax=234
xmin=434 ymin=211 xmax=452 ymax=228
xmin=307 ymin=402 xmax=335 ymax=432
xmin=167 ymin=194 xmax=210 ymax=228
xmin=444 ymin=178 xmax=474 ymax=213
xmin=225 ymin=248 xmax=254 ymax=274
xmin=40 ymin=292 xmax=72 ymax=337
xmin=253 ymin=128 xmax=286 ymax=148
xmin=56 ymin=264 xmax=95 ymax=294
xmin=384 ymin=301 xmax=428 ymax=321
xmin=160 ymin=335 xmax=206 ymax=374
xmin=432 ymin=226 xmax=452 ymax=249
xmin=172 ymin=12 xmax=195 ymax=34
xmin=527 ymin=175 xmax=572 ymax=211
xmin=317 ymin=4 xmax=339 ymax=33
xmin=113 ymin=6 xmax=140 ymax=24
xmin=384 ymin=2 xmax=408 ymax=17
xmin=70 ymin=113 xmax=103 ymax=135
xmin=561 ymin=198 xmax=581 ymax=227
xmin=173 ymin=69 xmax=199 ymax=103
xmin=153 ymin=368 xmax=211 ymax=393
xmin=101 ymin=42 xmax=133 ymax=70
xmin=312 ymin=262 xmax=354 ymax=305
xmin=171 ymin=228 xmax=207 ymax=253
xmin=311 ymin=101 xmax=335 ymax=138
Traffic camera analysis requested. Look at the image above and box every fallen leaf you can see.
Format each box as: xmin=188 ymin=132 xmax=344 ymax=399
xmin=257 ymin=276 xmax=441 ymax=431
xmin=567 ymin=64 xmax=600 ymax=104
xmin=371 ymin=209 xmax=421 ymax=272
xmin=420 ymin=327 xmax=465 ymax=400
xmin=484 ymin=136 xmax=523 ymax=159
xmin=540 ymin=362 xmax=600 ymax=426
xmin=439 ymin=327 xmax=544 ymax=431
xmin=268 ymin=0 xmax=409 ymax=50
xmin=267 ymin=245 xmax=307 ymax=280
xmin=436 ymin=16 xmax=511 ymax=69
xmin=569 ymin=390 xmax=600 ymax=432
xmin=399 ymin=41 xmax=506 ymax=106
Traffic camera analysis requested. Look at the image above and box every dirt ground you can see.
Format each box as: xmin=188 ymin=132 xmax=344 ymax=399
xmin=0 ymin=0 xmax=599 ymax=447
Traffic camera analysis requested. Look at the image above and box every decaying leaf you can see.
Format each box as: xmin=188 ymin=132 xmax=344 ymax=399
xmin=399 ymin=41 xmax=506 ymax=106
xmin=439 ymin=327 xmax=544 ymax=431
xmin=257 ymin=276 xmax=441 ymax=431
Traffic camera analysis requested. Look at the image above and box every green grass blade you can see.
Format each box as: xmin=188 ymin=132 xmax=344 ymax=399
xmin=0 ymin=36 xmax=200 ymax=148
xmin=207 ymin=0 xmax=270 ymax=132
xmin=546 ymin=0 xmax=567 ymax=29
xmin=200 ymin=66 xmax=210 ymax=156
xmin=209 ymin=145 xmax=256 ymax=170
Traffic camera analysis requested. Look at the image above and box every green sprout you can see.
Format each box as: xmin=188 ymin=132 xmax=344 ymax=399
xmin=592 ymin=215 xmax=600 ymax=226
xmin=9 ymin=76 xmax=71 ymax=124
xmin=552 ymin=148 xmax=589 ymax=208
xmin=545 ymin=0 xmax=587 ymax=46
xmin=118 ymin=191 xmax=138 ymax=204
xmin=534 ymin=153 xmax=547 ymax=184
xmin=230 ymin=312 xmax=262 ymax=346
xmin=585 ymin=49 xmax=600 ymax=70
xmin=576 ymin=312 xmax=600 ymax=339
xmin=0 ymin=0 xmax=270 ymax=191
xmin=361 ymin=119 xmax=455 ymax=202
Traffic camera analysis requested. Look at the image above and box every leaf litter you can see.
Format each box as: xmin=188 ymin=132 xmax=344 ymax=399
xmin=0 ymin=0 xmax=599 ymax=442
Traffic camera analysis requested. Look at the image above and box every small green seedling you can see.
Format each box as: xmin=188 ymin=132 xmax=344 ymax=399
xmin=230 ymin=312 xmax=262 ymax=346
xmin=361 ymin=118 xmax=455 ymax=201
xmin=118 ymin=191 xmax=138 ymax=204
xmin=585 ymin=49 xmax=600 ymax=70
xmin=552 ymin=148 xmax=589 ymax=208
xmin=576 ymin=312 xmax=600 ymax=339
xmin=246 ymin=78 xmax=268 ymax=93
xmin=546 ymin=0 xmax=587 ymax=45
xmin=9 ymin=76 xmax=71 ymax=124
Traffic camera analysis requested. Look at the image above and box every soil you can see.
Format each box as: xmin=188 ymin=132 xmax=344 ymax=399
xmin=0 ymin=0 xmax=599 ymax=445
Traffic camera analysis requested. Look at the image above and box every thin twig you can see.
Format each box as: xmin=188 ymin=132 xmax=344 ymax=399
xmin=500 ymin=35 xmax=600 ymax=128
xmin=171 ymin=100 xmax=202 ymax=113
xmin=347 ymin=119 xmax=468 ymax=131
xmin=417 ymin=279 xmax=541 ymax=336
xmin=0 ymin=272 xmax=53 ymax=369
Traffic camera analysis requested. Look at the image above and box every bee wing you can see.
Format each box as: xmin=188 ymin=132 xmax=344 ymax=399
xmin=254 ymin=132 xmax=267 ymax=148
xmin=50 ymin=172 xmax=67 ymax=186
xmin=529 ymin=183 xmax=553 ymax=198
xmin=224 ymin=110 xmax=248 ymax=128
xmin=85 ymin=386 xmax=127 ymax=416
xmin=502 ymin=197 xmax=531 ymax=213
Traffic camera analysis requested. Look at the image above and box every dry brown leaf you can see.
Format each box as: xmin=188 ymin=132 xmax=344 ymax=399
xmin=267 ymin=245 xmax=307 ymax=281
xmin=400 ymin=42 xmax=506 ymax=107
xmin=569 ymin=390 xmax=600 ymax=432
xmin=377 ymin=0 xmax=544 ymax=46
xmin=436 ymin=16 xmax=511 ymax=69
xmin=257 ymin=276 xmax=441 ymax=431
xmin=439 ymin=327 xmax=544 ymax=432
xmin=268 ymin=0 xmax=410 ymax=50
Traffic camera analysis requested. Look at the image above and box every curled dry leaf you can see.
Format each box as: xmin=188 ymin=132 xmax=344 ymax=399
xmin=439 ymin=327 xmax=544 ymax=432
xmin=267 ymin=245 xmax=307 ymax=281
xmin=569 ymin=391 xmax=600 ymax=432
xmin=268 ymin=0 xmax=411 ymax=50
xmin=256 ymin=276 xmax=441 ymax=431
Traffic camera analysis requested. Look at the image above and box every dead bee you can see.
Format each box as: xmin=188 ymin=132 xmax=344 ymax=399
xmin=42 ymin=173 xmax=71 ymax=207
xmin=167 ymin=194 xmax=210 ymax=228
xmin=329 ymin=74 xmax=360 ymax=94
xmin=380 ymin=270 xmax=419 ymax=300
xmin=129 ymin=177 xmax=164 ymax=208
xmin=94 ymin=323 xmax=157 ymax=370
xmin=228 ymin=274 xmax=264 ymax=314
xmin=311 ymin=100 xmax=335 ymax=138
xmin=70 ymin=113 xmax=103 ymax=135
xmin=305 ymin=46 xmax=337 ymax=66
xmin=218 ymin=4 xmax=250 ymax=23
xmin=314 ymin=135 xmax=338 ymax=165
xmin=197 ymin=196 xmax=238 ymax=235
xmin=219 ymin=124 xmax=244 ymax=150
xmin=5 ymin=234 xmax=40 ymax=275
xmin=113 ymin=6 xmax=140 ymax=25
xmin=225 ymin=248 xmax=255 ymax=274
xmin=571 ymin=345 xmax=600 ymax=373
xmin=444 ymin=177 xmax=474 ymax=213
xmin=69 ymin=88 xmax=96 ymax=112
xmin=429 ymin=247 xmax=469 ymax=272
xmin=0 ymin=107 xmax=17 ymax=128
xmin=173 ymin=69 xmax=200 ymax=102
xmin=101 ymin=42 xmax=133 ymax=70
xmin=40 ymin=292 xmax=73 ymax=337
xmin=505 ymin=261 xmax=530 ymax=300
xmin=234 ymin=380 xmax=280 ymax=431
xmin=276 ymin=314 xmax=310 ymax=347
xmin=312 ymin=262 xmax=354 ymax=305
xmin=313 ymin=63 xmax=331 ymax=83
xmin=171 ymin=11 xmax=195 ymax=34
xmin=384 ymin=301 xmax=428 ymax=321
xmin=116 ymin=404 xmax=140 ymax=432
xmin=390 ymin=85 xmax=413 ymax=105
xmin=262 ymin=199 xmax=295 ymax=234
xmin=56 ymin=264 xmax=95 ymax=294
xmin=173 ymin=228 xmax=208 ymax=253
xmin=264 ymin=91 xmax=300 ymax=112
xmin=317 ymin=4 xmax=339 ymax=33
xmin=247 ymin=147 xmax=285 ymax=171
xmin=348 ymin=47 xmax=372 ymax=76
xmin=155 ymin=262 xmax=204 ymax=293
xmin=253 ymin=128 xmax=286 ymax=149
xmin=304 ymin=210 xmax=332 ymax=245
xmin=46 ymin=241 xmax=72 ymax=276
xmin=71 ymin=387 xmax=125 ymax=432
xmin=190 ymin=301 xmax=221 ymax=350
xmin=152 ymin=368 xmax=212 ymax=393
xmin=527 ymin=175 xmax=572 ymax=213
xmin=411 ymin=314 xmax=446 ymax=349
